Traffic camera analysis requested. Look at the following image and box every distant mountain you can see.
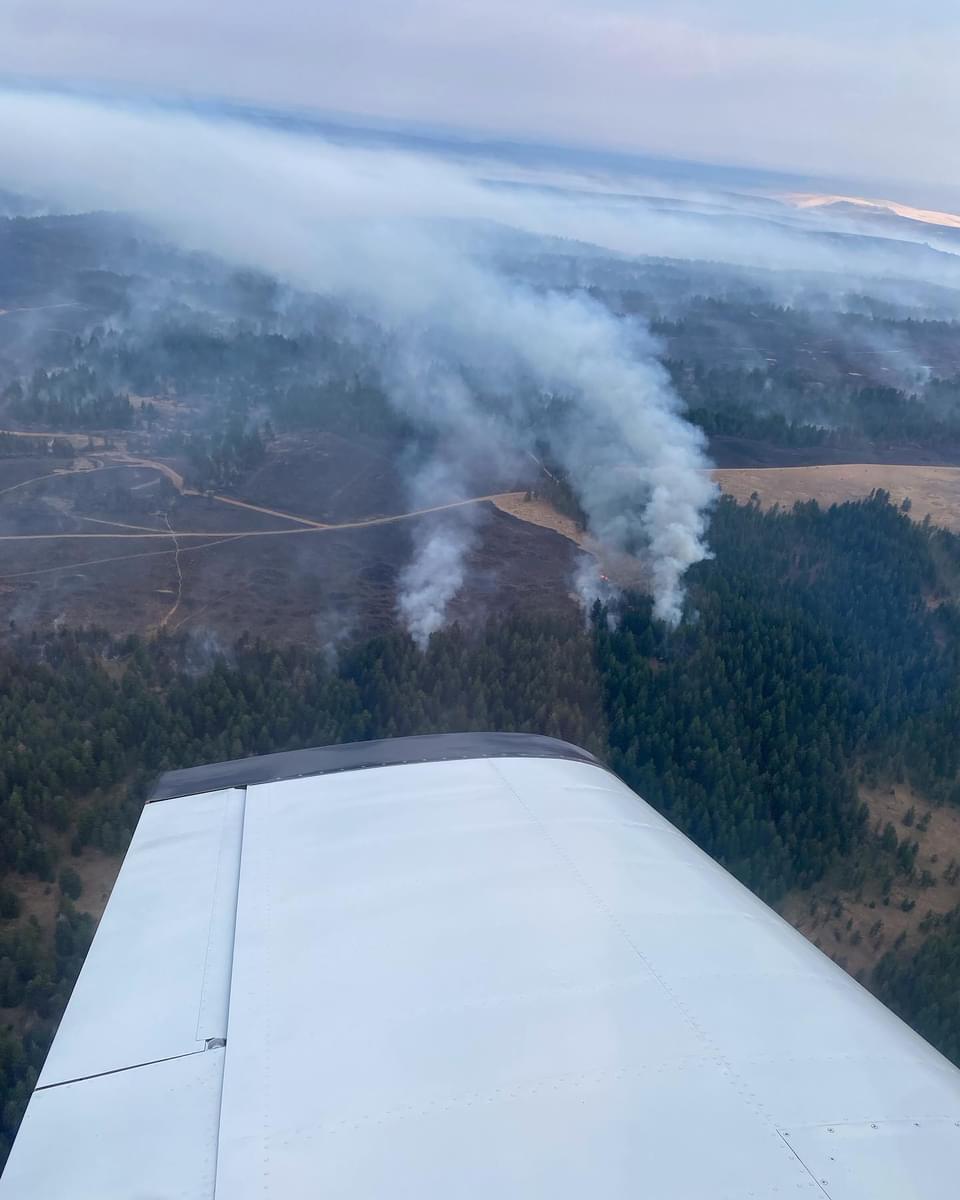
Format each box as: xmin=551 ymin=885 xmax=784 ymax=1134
xmin=788 ymin=193 xmax=960 ymax=244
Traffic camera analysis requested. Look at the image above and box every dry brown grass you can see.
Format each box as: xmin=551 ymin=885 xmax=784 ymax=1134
xmin=490 ymin=494 xmax=650 ymax=590
xmin=490 ymin=493 xmax=588 ymax=547
xmin=714 ymin=464 xmax=960 ymax=533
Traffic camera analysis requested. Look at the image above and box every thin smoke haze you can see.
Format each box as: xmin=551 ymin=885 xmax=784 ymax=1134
xmin=0 ymin=88 xmax=718 ymax=635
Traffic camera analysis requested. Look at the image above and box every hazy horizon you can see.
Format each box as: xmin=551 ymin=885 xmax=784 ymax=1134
xmin=2 ymin=1 xmax=959 ymax=209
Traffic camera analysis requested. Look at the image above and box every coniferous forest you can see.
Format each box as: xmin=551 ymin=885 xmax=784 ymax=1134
xmin=0 ymin=491 xmax=958 ymax=1159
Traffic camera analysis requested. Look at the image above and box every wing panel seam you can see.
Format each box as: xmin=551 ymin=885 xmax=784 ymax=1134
xmin=196 ymin=789 xmax=246 ymax=1041
xmin=486 ymin=759 xmax=818 ymax=1189
xmin=210 ymin=785 xmax=248 ymax=1200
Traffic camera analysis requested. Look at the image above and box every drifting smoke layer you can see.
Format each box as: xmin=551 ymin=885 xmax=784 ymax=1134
xmin=0 ymin=89 xmax=717 ymax=634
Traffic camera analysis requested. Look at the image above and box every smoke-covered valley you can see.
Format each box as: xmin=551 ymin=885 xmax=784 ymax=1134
xmin=2 ymin=89 xmax=960 ymax=645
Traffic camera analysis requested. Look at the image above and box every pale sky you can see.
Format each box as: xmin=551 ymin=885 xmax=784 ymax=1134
xmin=2 ymin=0 xmax=958 ymax=201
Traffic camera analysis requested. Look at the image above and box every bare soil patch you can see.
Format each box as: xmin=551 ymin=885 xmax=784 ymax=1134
xmin=238 ymin=431 xmax=407 ymax=524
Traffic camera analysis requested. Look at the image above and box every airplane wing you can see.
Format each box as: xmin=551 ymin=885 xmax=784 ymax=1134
xmin=2 ymin=732 xmax=959 ymax=1198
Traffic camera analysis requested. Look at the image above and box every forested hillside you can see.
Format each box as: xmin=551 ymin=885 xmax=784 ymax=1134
xmin=875 ymin=909 xmax=960 ymax=1065
xmin=10 ymin=313 xmax=960 ymax=459
xmin=0 ymin=492 xmax=958 ymax=1161
xmin=668 ymin=358 xmax=960 ymax=451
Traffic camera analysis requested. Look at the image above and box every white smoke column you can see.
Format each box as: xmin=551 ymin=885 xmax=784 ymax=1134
xmin=395 ymin=282 xmax=718 ymax=625
xmin=382 ymin=351 xmax=520 ymax=642
xmin=391 ymin=446 xmax=487 ymax=649
xmin=0 ymin=88 xmax=718 ymax=631
xmin=398 ymin=512 xmax=480 ymax=647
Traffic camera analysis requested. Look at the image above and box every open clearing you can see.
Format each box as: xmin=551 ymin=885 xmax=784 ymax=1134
xmin=714 ymin=463 xmax=960 ymax=532
xmin=780 ymin=781 xmax=960 ymax=982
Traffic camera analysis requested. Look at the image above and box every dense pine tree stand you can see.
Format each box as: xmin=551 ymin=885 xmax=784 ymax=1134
xmin=0 ymin=492 xmax=959 ymax=1161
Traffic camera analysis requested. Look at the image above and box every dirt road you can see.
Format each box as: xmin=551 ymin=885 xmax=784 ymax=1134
xmin=0 ymin=491 xmax=530 ymax=543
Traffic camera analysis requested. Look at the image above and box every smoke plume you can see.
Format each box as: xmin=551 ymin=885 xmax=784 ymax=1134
xmin=0 ymin=88 xmax=719 ymax=634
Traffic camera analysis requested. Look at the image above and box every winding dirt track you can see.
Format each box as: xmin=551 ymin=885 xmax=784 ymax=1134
xmin=7 ymin=447 xmax=960 ymax=588
xmin=0 ymin=451 xmax=537 ymax=581
xmin=158 ymin=511 xmax=184 ymax=629
xmin=0 ymin=535 xmax=249 ymax=582
xmin=0 ymin=449 xmax=525 ymax=535
xmin=0 ymin=495 xmax=527 ymax=541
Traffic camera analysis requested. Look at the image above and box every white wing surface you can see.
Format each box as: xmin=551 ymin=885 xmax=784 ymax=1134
xmin=2 ymin=733 xmax=958 ymax=1198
